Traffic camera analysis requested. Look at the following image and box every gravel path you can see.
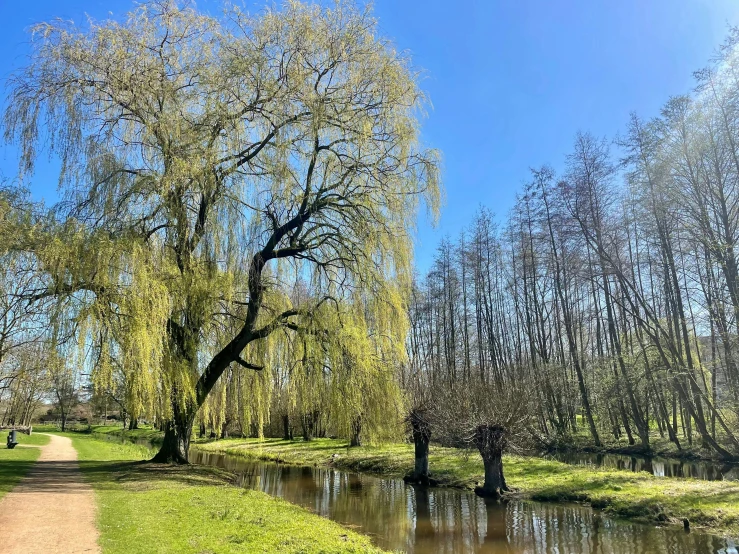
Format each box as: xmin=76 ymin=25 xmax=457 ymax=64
xmin=0 ymin=434 xmax=100 ymax=553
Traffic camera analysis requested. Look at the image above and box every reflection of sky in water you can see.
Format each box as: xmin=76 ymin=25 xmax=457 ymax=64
xmin=190 ymin=449 xmax=738 ymax=554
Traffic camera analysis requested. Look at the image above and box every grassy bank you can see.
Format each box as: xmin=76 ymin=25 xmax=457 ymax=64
xmin=196 ymin=437 xmax=739 ymax=536
xmin=0 ymin=431 xmax=50 ymax=500
xmin=84 ymin=424 xmax=164 ymax=445
xmin=545 ymin=427 xmax=738 ymax=462
xmin=33 ymin=424 xmax=164 ymax=446
xmin=61 ymin=433 xmax=388 ymax=554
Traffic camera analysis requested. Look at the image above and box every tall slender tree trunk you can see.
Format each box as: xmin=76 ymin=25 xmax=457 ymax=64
xmin=283 ymin=414 xmax=293 ymax=440
xmin=540 ymin=183 xmax=600 ymax=446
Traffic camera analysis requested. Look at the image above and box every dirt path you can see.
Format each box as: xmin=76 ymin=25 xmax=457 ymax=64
xmin=0 ymin=434 xmax=100 ymax=553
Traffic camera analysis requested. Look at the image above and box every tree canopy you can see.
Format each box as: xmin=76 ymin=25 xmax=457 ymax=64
xmin=2 ymin=0 xmax=440 ymax=461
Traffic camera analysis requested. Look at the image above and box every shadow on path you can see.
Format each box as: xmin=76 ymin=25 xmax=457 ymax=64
xmin=0 ymin=434 xmax=101 ymax=554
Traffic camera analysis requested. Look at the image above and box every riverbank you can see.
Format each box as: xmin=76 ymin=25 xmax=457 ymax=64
xmin=196 ymin=437 xmax=739 ymax=537
xmin=544 ymin=430 xmax=739 ymax=463
xmin=56 ymin=433 xmax=389 ymax=553
xmin=0 ymin=432 xmax=50 ymax=500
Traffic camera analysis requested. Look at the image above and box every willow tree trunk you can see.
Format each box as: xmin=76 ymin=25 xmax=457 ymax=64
xmin=283 ymin=414 xmax=293 ymax=440
xmin=413 ymin=435 xmax=430 ymax=483
xmin=302 ymin=412 xmax=315 ymax=442
xmin=150 ymin=240 xmax=285 ymax=463
xmin=473 ymin=424 xmax=509 ymax=498
xmin=405 ymin=409 xmax=431 ymax=485
xmin=350 ymin=416 xmax=362 ymax=447
xmin=151 ymin=403 xmax=194 ymax=463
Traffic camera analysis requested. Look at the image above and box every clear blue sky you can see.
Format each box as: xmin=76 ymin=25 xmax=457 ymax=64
xmin=1 ymin=0 xmax=738 ymax=270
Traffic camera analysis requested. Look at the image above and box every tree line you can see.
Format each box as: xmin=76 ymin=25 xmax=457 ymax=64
xmin=405 ymin=31 xmax=739 ymax=465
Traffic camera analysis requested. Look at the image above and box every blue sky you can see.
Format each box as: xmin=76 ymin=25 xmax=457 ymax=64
xmin=1 ymin=0 xmax=738 ymax=270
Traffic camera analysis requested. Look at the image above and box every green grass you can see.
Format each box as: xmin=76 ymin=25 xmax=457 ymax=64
xmin=548 ymin=425 xmax=736 ymax=462
xmin=84 ymin=424 xmax=164 ymax=446
xmin=195 ymin=437 xmax=739 ymax=536
xmin=31 ymin=424 xmax=62 ymax=432
xmin=0 ymin=431 xmax=50 ymax=500
xmin=58 ymin=433 xmax=388 ymax=554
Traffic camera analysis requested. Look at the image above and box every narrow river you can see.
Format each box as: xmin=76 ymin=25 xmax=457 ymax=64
xmin=189 ymin=449 xmax=738 ymax=554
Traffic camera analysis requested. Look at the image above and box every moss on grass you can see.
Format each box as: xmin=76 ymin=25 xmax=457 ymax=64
xmin=196 ymin=437 xmax=739 ymax=536
xmin=61 ymin=433 xmax=387 ymax=554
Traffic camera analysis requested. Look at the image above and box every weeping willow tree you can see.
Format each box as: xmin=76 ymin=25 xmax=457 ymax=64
xmin=202 ymin=290 xmax=407 ymax=443
xmin=3 ymin=0 xmax=440 ymax=462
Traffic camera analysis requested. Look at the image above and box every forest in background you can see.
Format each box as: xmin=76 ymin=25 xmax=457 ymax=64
xmin=406 ymin=32 xmax=739 ymax=460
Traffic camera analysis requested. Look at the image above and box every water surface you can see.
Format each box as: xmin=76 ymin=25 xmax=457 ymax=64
xmin=548 ymin=450 xmax=739 ymax=481
xmin=190 ymin=449 xmax=739 ymax=554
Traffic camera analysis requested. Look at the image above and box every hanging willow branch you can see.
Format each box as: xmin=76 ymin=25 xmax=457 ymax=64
xmin=2 ymin=0 xmax=440 ymax=450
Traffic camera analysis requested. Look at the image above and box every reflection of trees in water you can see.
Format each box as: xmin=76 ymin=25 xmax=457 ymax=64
xmin=413 ymin=485 xmax=434 ymax=553
xmin=193 ymin=454 xmax=737 ymax=554
xmin=412 ymin=493 xmax=736 ymax=554
xmin=347 ymin=473 xmax=363 ymax=493
xmin=410 ymin=487 xmax=482 ymax=554
xmin=502 ymin=502 xmax=732 ymax=554
xmin=481 ymin=499 xmax=513 ymax=552
xmin=306 ymin=471 xmax=413 ymax=548
xmin=556 ymin=451 xmax=736 ymax=481
xmin=300 ymin=466 xmax=317 ymax=492
xmin=642 ymin=457 xmax=653 ymax=474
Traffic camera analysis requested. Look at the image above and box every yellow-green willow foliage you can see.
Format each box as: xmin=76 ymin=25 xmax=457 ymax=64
xmin=287 ymin=295 xmax=407 ymax=443
xmin=3 ymin=0 xmax=439 ymax=460
xmin=198 ymin=288 xmax=407 ymax=442
xmin=199 ymin=365 xmax=272 ymax=438
xmin=90 ymin=244 xmax=171 ymax=422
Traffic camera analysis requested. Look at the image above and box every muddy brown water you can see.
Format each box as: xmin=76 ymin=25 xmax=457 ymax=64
xmin=188 ymin=448 xmax=738 ymax=554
